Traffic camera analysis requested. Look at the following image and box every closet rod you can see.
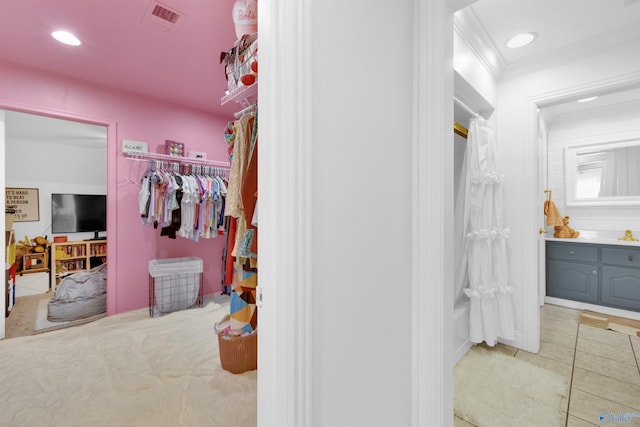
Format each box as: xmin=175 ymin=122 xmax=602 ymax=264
xmin=125 ymin=153 xmax=230 ymax=185
xmin=453 ymin=121 xmax=468 ymax=139
xmin=124 ymin=152 xmax=230 ymax=169
xmin=234 ymin=102 xmax=257 ymax=118
xmin=454 ymin=96 xmax=480 ymax=119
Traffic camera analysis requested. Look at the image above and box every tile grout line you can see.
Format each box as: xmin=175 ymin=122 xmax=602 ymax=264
xmin=563 ymin=319 xmax=580 ymax=427
xmin=630 ymin=335 xmax=640 ymax=376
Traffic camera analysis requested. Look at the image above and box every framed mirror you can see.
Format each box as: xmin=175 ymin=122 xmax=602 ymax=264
xmin=565 ymin=138 xmax=640 ymax=206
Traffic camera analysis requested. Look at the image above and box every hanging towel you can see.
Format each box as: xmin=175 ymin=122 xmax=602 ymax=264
xmin=544 ymin=200 xmax=564 ymax=227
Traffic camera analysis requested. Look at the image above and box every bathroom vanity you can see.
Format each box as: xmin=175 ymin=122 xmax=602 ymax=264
xmin=546 ymin=239 xmax=640 ymax=312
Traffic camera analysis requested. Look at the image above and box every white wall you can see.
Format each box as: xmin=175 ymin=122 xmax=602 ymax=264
xmin=311 ymin=3 xmax=414 ymax=425
xmin=5 ymin=121 xmax=107 ymax=241
xmin=496 ymin=41 xmax=640 ymax=352
xmin=258 ymin=1 xmax=453 ymax=425
xmin=546 ymin=101 xmax=640 ymax=233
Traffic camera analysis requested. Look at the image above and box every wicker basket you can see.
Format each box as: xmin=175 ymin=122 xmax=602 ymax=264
xmin=217 ymin=331 xmax=257 ymax=374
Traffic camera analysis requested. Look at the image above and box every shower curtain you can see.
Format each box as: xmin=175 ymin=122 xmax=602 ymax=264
xmin=454 ymin=117 xmax=515 ymax=346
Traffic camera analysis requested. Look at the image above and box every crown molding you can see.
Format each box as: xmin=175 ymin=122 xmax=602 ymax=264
xmin=453 ymin=7 xmax=505 ymax=81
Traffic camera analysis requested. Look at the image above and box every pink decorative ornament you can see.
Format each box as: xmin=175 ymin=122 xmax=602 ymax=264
xmin=232 ymin=0 xmax=257 ymax=39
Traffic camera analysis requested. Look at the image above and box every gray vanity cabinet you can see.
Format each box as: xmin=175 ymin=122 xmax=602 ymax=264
xmin=546 ymin=242 xmax=599 ymax=303
xmin=546 ymin=241 xmax=640 ymax=312
xmin=601 ymin=247 xmax=640 ymax=311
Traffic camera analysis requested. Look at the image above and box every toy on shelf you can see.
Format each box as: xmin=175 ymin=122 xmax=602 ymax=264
xmin=165 ymin=140 xmax=185 ymax=157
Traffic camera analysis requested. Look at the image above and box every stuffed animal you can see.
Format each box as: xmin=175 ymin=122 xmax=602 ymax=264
xmin=553 ymin=216 xmax=580 ymax=238
xmin=33 ymin=236 xmax=48 ymax=253
xmin=55 ymin=248 xmax=69 ymax=259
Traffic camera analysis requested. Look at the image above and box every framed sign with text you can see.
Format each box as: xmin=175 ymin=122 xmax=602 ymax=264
xmin=5 ymin=187 xmax=40 ymax=222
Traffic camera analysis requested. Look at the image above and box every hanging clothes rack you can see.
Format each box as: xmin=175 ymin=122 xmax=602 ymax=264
xmin=234 ymin=102 xmax=257 ymax=118
xmin=124 ymin=152 xmax=230 ymax=184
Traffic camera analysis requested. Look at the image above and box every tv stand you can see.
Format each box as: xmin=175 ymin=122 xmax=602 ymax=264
xmin=86 ymin=231 xmax=105 ymax=241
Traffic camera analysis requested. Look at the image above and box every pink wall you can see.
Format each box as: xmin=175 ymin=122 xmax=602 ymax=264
xmin=0 ymin=59 xmax=231 ymax=315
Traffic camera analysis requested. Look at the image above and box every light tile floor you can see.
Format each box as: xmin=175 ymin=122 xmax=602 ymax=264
xmin=455 ymin=304 xmax=640 ymax=426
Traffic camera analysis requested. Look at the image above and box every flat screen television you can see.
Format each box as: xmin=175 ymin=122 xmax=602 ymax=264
xmin=51 ymin=193 xmax=107 ymax=240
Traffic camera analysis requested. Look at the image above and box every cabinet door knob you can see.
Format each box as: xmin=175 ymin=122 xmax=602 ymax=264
xmin=569 ymin=250 xmax=575 ymax=255
xmin=629 ymin=255 xmax=634 ymax=262
xmin=592 ymin=270 xmax=598 ymax=275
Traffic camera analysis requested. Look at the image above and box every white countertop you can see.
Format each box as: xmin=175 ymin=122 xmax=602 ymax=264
xmin=545 ymin=230 xmax=640 ymax=247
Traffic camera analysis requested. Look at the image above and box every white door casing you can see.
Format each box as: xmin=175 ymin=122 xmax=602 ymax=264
xmin=257 ymin=0 xmax=453 ymax=426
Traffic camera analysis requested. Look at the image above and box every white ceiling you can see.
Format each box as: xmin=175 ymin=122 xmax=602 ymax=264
xmin=456 ymin=0 xmax=640 ymax=122
xmin=468 ymin=0 xmax=640 ymax=70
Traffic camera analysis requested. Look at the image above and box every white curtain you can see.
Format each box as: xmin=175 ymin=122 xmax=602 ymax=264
xmin=456 ymin=117 xmax=515 ymax=346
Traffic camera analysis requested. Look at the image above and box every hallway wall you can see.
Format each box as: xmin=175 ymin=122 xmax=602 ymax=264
xmin=1 ymin=59 xmax=232 ymax=314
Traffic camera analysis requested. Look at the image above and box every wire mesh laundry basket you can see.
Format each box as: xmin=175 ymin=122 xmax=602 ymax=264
xmin=148 ymin=257 xmax=203 ymax=317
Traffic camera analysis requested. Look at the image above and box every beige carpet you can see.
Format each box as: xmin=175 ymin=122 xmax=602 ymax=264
xmin=4 ymin=292 xmax=51 ymax=338
xmin=0 ymin=301 xmax=256 ymax=427
xmin=579 ymin=310 xmax=640 ymax=337
xmin=455 ymin=346 xmax=568 ymax=427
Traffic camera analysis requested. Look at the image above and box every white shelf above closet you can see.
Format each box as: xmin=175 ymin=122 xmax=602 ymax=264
xmin=221 ymin=83 xmax=257 ymax=109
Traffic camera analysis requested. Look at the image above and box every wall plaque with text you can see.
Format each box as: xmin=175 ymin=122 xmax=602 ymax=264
xmin=5 ymin=187 xmax=40 ymax=222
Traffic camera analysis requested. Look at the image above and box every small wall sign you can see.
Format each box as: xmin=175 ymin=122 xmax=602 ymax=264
xmin=188 ymin=151 xmax=207 ymax=160
xmin=121 ymin=139 xmax=149 ymax=155
xmin=5 ymin=188 xmax=40 ymax=222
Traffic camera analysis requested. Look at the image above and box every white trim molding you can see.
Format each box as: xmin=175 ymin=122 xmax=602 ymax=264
xmin=413 ymin=1 xmax=454 ymax=426
xmin=0 ymin=109 xmax=5 ymax=339
xmin=453 ymin=6 xmax=506 ymax=81
xmin=257 ymin=0 xmax=312 ymax=425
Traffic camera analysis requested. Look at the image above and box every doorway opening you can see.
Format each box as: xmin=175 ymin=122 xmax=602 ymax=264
xmin=3 ymin=109 xmax=109 ymax=338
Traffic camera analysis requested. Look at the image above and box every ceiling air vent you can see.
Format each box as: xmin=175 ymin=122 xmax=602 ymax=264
xmin=151 ymin=4 xmax=180 ymax=24
xmin=143 ymin=1 xmax=185 ymax=31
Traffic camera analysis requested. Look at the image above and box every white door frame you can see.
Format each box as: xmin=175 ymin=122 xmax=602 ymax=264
xmin=531 ymin=73 xmax=640 ymax=322
xmin=257 ymin=1 xmax=453 ymax=426
xmin=1 ymin=110 xmax=6 ymax=338
xmin=0 ymin=102 xmax=117 ymax=337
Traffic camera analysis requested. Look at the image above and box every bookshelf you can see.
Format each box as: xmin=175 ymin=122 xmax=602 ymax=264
xmin=50 ymin=240 xmax=107 ymax=289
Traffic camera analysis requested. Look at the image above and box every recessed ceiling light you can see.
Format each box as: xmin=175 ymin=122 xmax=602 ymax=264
xmin=506 ymin=32 xmax=537 ymax=49
xmin=51 ymin=30 xmax=81 ymax=46
xmin=577 ymin=96 xmax=598 ymax=103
